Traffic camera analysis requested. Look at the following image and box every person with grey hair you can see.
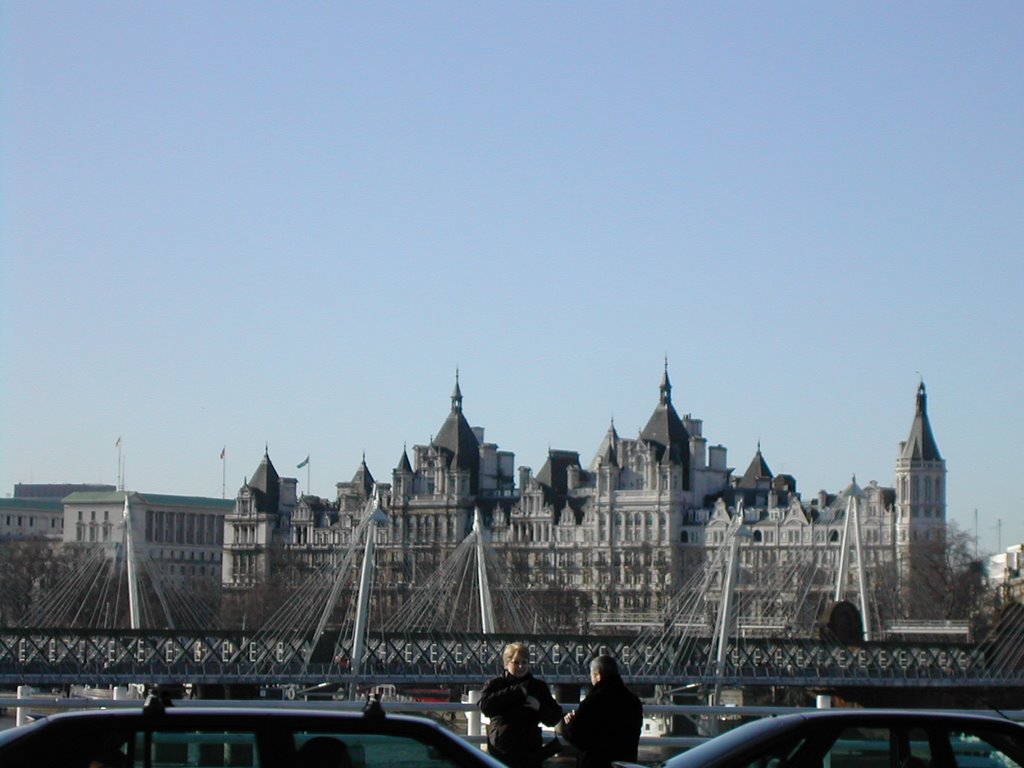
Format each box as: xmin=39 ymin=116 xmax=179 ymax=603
xmin=560 ymin=655 xmax=642 ymax=768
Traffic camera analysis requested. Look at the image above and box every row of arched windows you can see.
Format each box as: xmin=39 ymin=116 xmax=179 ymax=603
xmin=901 ymin=475 xmax=943 ymax=502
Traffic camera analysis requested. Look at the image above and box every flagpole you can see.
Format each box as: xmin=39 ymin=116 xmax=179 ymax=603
xmin=221 ymin=447 xmax=226 ymax=499
xmin=297 ymin=455 xmax=310 ymax=496
xmin=116 ymin=437 xmax=123 ymax=491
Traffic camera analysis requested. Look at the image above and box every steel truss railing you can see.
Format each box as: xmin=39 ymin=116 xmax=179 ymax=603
xmin=3 ymin=628 xmax=1022 ymax=688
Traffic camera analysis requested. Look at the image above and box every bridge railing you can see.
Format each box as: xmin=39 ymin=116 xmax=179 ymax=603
xmin=5 ymin=628 xmax=1024 ymax=688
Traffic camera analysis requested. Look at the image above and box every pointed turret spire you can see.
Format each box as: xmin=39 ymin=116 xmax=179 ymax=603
xmin=738 ymin=443 xmax=773 ymax=488
xmin=248 ymin=448 xmax=281 ymax=514
xmin=901 ymin=380 xmax=942 ymax=461
xmin=351 ymin=454 xmax=375 ymax=498
xmin=396 ymin=443 xmax=412 ymax=473
xmin=451 ymin=369 xmax=463 ymax=412
xmin=434 ymin=373 xmax=480 ymax=492
xmin=835 ymin=474 xmax=865 ymax=505
xmin=659 ymin=357 xmax=672 ymax=405
xmin=640 ymin=363 xmax=691 ymax=481
xmin=591 ymin=417 xmax=620 ymax=469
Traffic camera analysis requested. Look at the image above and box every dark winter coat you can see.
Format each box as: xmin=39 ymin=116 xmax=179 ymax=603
xmin=479 ymin=671 xmax=563 ymax=767
xmin=561 ymin=676 xmax=643 ymax=768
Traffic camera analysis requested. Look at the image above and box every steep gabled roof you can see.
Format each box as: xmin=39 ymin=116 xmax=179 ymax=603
xmin=825 ymin=476 xmax=865 ymax=517
xmin=248 ymin=449 xmax=280 ymax=514
xmin=535 ymin=449 xmax=582 ymax=518
xmin=590 ymin=419 xmax=619 ymax=469
xmin=833 ymin=476 xmax=864 ymax=504
xmin=737 ymin=444 xmax=773 ymax=488
xmin=395 ymin=447 xmax=413 ymax=474
xmin=351 ymin=454 xmax=375 ymax=498
xmin=639 ymin=365 xmax=690 ymax=464
xmin=432 ymin=372 xmax=480 ymax=488
xmin=901 ymin=381 xmax=942 ymax=461
xmin=781 ymin=497 xmax=810 ymax=524
xmin=535 ymin=450 xmax=581 ymax=492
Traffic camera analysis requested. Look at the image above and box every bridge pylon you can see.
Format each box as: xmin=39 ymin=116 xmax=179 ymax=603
xmin=474 ymin=507 xmax=496 ymax=635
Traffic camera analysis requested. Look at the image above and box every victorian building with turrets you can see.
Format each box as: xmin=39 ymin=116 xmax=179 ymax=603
xmin=219 ymin=371 xmax=945 ymax=633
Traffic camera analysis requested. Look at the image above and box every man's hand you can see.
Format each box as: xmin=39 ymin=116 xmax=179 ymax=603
xmin=524 ymin=695 xmax=540 ymax=711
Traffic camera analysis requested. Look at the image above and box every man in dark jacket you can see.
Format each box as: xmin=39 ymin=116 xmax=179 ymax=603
xmin=561 ymin=655 xmax=643 ymax=768
xmin=480 ymin=642 xmax=564 ymax=767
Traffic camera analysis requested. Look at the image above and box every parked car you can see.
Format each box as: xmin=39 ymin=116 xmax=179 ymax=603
xmin=0 ymin=697 xmax=506 ymax=768
xmin=657 ymin=709 xmax=1024 ymax=768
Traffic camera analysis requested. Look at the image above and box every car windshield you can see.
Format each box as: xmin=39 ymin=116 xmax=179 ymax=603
xmin=662 ymin=713 xmax=1024 ymax=768
xmin=662 ymin=715 xmax=807 ymax=768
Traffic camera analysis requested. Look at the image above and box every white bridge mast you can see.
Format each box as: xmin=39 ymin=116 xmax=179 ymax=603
xmin=474 ymin=508 xmax=496 ymax=635
xmin=711 ymin=504 xmax=747 ymax=697
xmin=123 ymin=494 xmax=142 ymax=630
xmin=351 ymin=489 xmax=388 ymax=683
xmin=834 ymin=478 xmax=872 ymax=641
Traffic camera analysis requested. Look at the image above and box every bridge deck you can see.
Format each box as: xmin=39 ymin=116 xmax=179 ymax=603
xmin=3 ymin=628 xmax=1022 ymax=689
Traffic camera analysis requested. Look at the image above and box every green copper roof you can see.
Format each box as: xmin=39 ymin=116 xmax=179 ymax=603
xmin=62 ymin=490 xmax=233 ymax=510
xmin=0 ymin=497 xmax=63 ymax=511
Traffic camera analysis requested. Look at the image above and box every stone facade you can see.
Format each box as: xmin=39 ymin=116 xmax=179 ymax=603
xmin=989 ymin=545 xmax=1024 ymax=603
xmin=1 ymin=484 xmax=115 ymax=542
xmin=0 ymin=497 xmax=65 ymax=540
xmin=63 ymin=490 xmax=232 ymax=580
xmin=220 ymin=372 xmax=944 ymax=633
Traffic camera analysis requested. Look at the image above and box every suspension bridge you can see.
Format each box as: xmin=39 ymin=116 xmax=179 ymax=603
xmin=3 ymin=492 xmax=1023 ymax=693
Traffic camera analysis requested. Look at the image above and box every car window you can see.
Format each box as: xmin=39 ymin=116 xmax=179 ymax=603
xmin=824 ymin=726 xmax=892 ymax=768
xmin=905 ymin=727 xmax=934 ymax=768
xmin=735 ymin=734 xmax=811 ymax=768
xmin=294 ymin=732 xmax=467 ymax=768
xmin=946 ymin=727 xmax=1024 ymax=768
xmin=111 ymin=727 xmax=477 ymax=768
xmin=133 ymin=731 xmax=260 ymax=768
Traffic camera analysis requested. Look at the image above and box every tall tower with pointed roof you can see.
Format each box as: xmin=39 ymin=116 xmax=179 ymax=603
xmin=895 ymin=381 xmax=947 ymax=557
xmin=431 ymin=370 xmax=481 ymax=495
xmin=386 ymin=373 xmax=516 ymax=590
xmin=638 ymin=362 xmax=691 ymax=490
xmin=222 ymin=449 xmax=298 ymax=586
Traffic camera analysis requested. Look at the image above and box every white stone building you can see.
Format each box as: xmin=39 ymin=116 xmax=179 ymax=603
xmin=220 ymin=372 xmax=946 ymax=633
xmin=64 ymin=490 xmax=233 ymax=580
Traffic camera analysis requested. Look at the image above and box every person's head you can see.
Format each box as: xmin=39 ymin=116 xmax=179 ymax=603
xmin=589 ymin=655 xmax=620 ymax=686
xmin=502 ymin=642 xmax=531 ymax=678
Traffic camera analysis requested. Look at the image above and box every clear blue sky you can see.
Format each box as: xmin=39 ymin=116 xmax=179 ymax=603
xmin=2 ymin=2 xmax=1021 ymax=554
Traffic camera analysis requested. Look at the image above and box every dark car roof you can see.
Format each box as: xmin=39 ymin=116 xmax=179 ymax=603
xmin=662 ymin=710 xmax=1024 ymax=768
xmin=0 ymin=705 xmax=439 ymax=745
xmin=0 ymin=704 xmax=507 ymax=768
xmin=2 ymin=705 xmax=411 ymax=729
xmin=10 ymin=705 xmax=422 ymax=725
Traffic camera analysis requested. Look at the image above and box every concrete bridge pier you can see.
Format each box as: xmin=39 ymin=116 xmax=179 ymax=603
xmin=466 ymin=689 xmax=482 ymax=739
xmin=16 ymin=685 xmax=33 ymax=727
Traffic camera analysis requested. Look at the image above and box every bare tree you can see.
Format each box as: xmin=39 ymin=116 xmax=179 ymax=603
xmin=0 ymin=538 xmax=66 ymax=625
xmin=903 ymin=522 xmax=997 ymax=633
